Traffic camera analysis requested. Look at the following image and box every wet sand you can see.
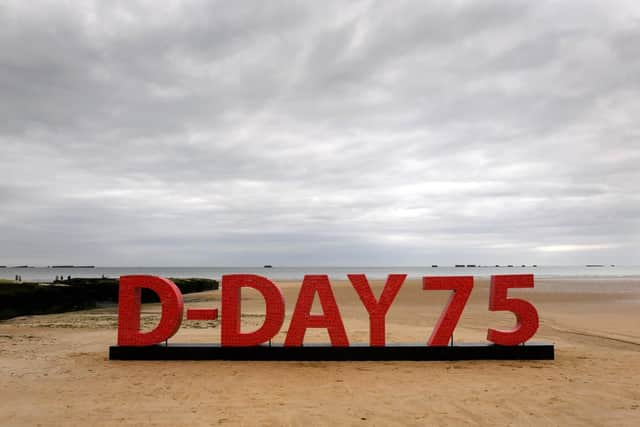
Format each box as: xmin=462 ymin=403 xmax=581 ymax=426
xmin=1 ymin=277 xmax=639 ymax=426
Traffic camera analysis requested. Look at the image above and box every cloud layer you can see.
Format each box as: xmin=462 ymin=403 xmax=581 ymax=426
xmin=1 ymin=0 xmax=639 ymax=265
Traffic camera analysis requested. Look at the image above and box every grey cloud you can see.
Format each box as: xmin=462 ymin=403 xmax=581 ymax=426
xmin=1 ymin=0 xmax=639 ymax=266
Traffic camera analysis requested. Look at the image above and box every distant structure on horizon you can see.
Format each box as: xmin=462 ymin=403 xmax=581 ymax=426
xmin=50 ymin=265 xmax=95 ymax=268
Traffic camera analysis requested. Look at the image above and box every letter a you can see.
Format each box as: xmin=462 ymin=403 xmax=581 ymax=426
xmin=285 ymin=275 xmax=349 ymax=347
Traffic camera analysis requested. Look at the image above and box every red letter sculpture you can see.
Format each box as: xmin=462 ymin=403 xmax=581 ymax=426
xmin=284 ymin=275 xmax=349 ymax=347
xmin=487 ymin=274 xmax=539 ymax=346
xmin=423 ymin=276 xmax=473 ymax=346
xmin=117 ymin=275 xmax=184 ymax=346
xmin=221 ymin=274 xmax=285 ymax=346
xmin=348 ymin=274 xmax=406 ymax=346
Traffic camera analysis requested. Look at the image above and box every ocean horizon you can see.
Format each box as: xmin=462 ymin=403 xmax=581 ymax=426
xmin=2 ymin=265 xmax=640 ymax=283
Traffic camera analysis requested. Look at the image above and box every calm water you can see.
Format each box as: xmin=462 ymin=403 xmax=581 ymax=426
xmin=2 ymin=265 xmax=639 ymax=283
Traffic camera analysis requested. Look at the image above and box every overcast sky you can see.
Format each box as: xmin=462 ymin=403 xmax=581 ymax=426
xmin=1 ymin=1 xmax=639 ymax=266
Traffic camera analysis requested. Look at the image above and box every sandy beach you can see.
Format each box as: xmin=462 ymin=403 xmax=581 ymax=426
xmin=1 ymin=277 xmax=639 ymax=426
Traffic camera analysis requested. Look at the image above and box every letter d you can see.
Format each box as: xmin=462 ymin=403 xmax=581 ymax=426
xmin=221 ymin=274 xmax=285 ymax=346
xmin=117 ymin=275 xmax=184 ymax=346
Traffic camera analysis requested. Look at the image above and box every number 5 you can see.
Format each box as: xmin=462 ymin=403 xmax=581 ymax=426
xmin=487 ymin=274 xmax=539 ymax=346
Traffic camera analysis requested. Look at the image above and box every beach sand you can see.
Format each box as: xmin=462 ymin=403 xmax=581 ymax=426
xmin=1 ymin=277 xmax=639 ymax=426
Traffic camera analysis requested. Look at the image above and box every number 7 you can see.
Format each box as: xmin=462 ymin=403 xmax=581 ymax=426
xmin=423 ymin=276 xmax=473 ymax=346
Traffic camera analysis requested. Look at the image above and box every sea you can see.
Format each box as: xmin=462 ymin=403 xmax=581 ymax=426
xmin=2 ymin=265 xmax=640 ymax=282
xmin=2 ymin=265 xmax=639 ymax=295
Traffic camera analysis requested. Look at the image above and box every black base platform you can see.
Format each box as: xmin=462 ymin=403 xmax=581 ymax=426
xmin=109 ymin=342 xmax=554 ymax=361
